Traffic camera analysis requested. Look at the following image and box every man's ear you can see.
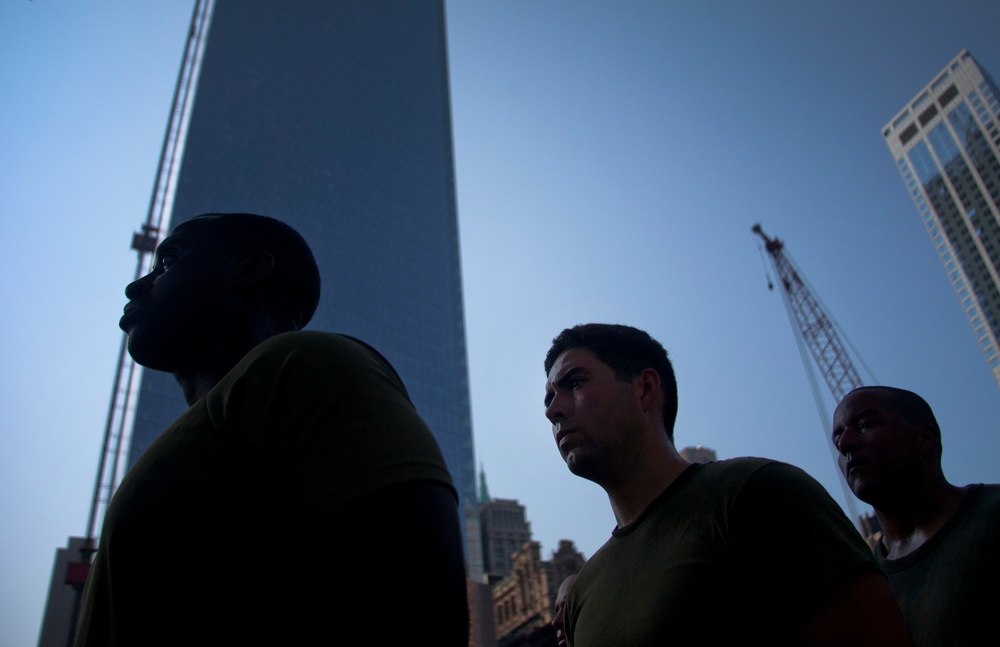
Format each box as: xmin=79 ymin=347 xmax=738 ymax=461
xmin=232 ymin=250 xmax=275 ymax=287
xmin=915 ymin=424 xmax=939 ymax=455
xmin=637 ymin=368 xmax=662 ymax=413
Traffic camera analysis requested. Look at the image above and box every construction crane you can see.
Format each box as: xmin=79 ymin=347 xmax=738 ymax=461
xmin=55 ymin=3 xmax=216 ymax=644
xmin=82 ymin=0 xmax=213 ymax=556
xmin=752 ymin=223 xmax=877 ymax=527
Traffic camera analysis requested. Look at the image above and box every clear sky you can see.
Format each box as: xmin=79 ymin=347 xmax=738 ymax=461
xmin=3 ymin=1 xmax=1000 ymax=644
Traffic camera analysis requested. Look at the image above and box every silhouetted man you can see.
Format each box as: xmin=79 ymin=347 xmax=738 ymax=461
xmin=75 ymin=213 xmax=468 ymax=646
xmin=833 ymin=386 xmax=1000 ymax=646
xmin=543 ymin=323 xmax=911 ymax=646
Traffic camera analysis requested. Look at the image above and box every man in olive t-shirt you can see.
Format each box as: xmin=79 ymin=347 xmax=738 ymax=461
xmin=76 ymin=213 xmax=468 ymax=646
xmin=543 ymin=323 xmax=911 ymax=646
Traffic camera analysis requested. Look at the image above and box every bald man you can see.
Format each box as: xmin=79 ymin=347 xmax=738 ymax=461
xmin=833 ymin=386 xmax=1000 ymax=646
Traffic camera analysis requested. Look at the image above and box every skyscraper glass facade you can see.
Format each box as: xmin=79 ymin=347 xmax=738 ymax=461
xmin=126 ymin=0 xmax=482 ymax=575
xmin=883 ymin=50 xmax=1000 ymax=389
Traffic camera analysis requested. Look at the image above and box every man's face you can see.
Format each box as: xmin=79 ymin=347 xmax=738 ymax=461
xmin=544 ymin=348 xmax=644 ymax=484
xmin=831 ymin=388 xmax=922 ymax=504
xmin=119 ymin=219 xmax=236 ymax=372
xmin=551 ymin=574 xmax=576 ymax=647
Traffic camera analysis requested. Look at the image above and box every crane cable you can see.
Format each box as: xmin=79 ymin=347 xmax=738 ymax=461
xmin=770 ymin=259 xmax=863 ymax=529
xmin=757 ymin=242 xmax=774 ymax=291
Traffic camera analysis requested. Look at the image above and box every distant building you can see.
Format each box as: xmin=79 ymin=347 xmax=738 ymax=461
xmin=883 ymin=49 xmax=1000 ymax=388
xmin=476 ymin=470 xmax=586 ymax=647
xmin=679 ymin=445 xmax=718 ymax=462
xmin=493 ymin=541 xmax=553 ymax=641
xmin=480 ymin=498 xmax=533 ymax=585
xmin=468 ymin=579 xmax=498 ymax=647
xmin=859 ymin=512 xmax=883 ymax=550
xmin=492 ymin=540 xmax=586 ymax=647
xmin=544 ymin=539 xmax=587 ymax=610
xmin=37 ymin=537 xmax=90 ymax=647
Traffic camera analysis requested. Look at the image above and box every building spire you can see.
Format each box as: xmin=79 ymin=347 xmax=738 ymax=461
xmin=478 ymin=462 xmax=491 ymax=505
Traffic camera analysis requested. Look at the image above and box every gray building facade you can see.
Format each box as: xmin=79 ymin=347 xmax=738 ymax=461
xmin=480 ymin=498 xmax=533 ymax=585
xmin=883 ymin=50 xmax=1000 ymax=388
xmin=126 ymin=0 xmax=482 ymax=575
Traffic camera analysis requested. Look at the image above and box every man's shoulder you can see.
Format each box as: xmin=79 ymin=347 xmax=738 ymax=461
xmin=690 ymin=457 xmax=851 ymax=534
xmin=215 ymin=330 xmax=408 ymax=406
xmin=945 ymin=484 xmax=1000 ymax=530
xmin=975 ymin=483 xmax=1000 ymax=502
xmin=961 ymin=484 xmax=1000 ymax=528
xmin=611 ymin=458 xmax=812 ymax=536
xmin=244 ymin=331 xmax=393 ymax=371
xmin=701 ymin=456 xmax=821 ymax=482
xmin=700 ymin=456 xmax=776 ymax=472
xmin=251 ymin=330 xmax=366 ymax=355
xmin=694 ymin=456 xmax=803 ymax=484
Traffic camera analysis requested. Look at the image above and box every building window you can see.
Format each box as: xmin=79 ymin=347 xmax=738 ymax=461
xmin=938 ymin=84 xmax=959 ymax=107
xmin=919 ymin=104 xmax=939 ymax=126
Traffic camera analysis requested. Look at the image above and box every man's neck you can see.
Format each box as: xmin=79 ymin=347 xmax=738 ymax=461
xmin=175 ymin=370 xmax=231 ymax=405
xmin=875 ymin=481 xmax=968 ymax=560
xmin=606 ymin=448 xmax=690 ymax=529
xmin=173 ymin=329 xmax=277 ymax=405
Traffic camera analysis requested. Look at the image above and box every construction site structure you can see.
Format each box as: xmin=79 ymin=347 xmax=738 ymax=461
xmin=37 ymin=3 xmax=215 ymax=646
xmin=83 ymin=0 xmax=213 ymax=555
xmin=752 ymin=223 xmax=875 ymax=527
xmin=752 ymin=224 xmax=866 ymax=400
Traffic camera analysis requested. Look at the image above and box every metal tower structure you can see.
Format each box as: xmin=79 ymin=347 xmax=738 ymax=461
xmin=38 ymin=5 xmax=215 ymax=646
xmin=83 ymin=0 xmax=213 ymax=558
xmin=752 ymin=224 xmax=865 ymax=401
xmin=752 ymin=223 xmax=875 ymax=526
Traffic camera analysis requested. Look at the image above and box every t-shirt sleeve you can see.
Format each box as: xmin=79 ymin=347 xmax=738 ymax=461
xmin=205 ymin=331 xmax=455 ymax=535
xmin=730 ymin=461 xmax=882 ymax=611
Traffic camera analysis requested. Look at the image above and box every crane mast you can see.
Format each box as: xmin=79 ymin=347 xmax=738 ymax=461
xmin=50 ymin=4 xmax=215 ymax=646
xmin=83 ymin=0 xmax=213 ymax=554
xmin=752 ymin=223 xmax=870 ymax=529
xmin=752 ymin=224 xmax=864 ymax=401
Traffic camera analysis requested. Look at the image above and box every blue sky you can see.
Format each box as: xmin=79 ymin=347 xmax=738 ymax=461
xmin=3 ymin=2 xmax=1000 ymax=644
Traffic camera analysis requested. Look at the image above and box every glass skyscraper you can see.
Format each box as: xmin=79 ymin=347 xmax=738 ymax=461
xmin=125 ymin=0 xmax=482 ymax=575
xmin=883 ymin=50 xmax=1000 ymax=389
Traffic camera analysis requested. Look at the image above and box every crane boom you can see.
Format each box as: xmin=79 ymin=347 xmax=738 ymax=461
xmin=752 ymin=224 xmax=864 ymax=401
xmin=752 ymin=223 xmax=872 ymax=532
xmin=85 ymin=0 xmax=214 ymax=551
xmin=49 ymin=4 xmax=216 ymax=646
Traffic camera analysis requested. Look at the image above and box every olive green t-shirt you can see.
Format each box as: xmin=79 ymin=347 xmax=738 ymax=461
xmin=76 ymin=331 xmax=455 ymax=646
xmin=565 ymin=458 xmax=881 ymax=646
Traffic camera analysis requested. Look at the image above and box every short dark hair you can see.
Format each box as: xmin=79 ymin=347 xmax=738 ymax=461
xmin=185 ymin=213 xmax=321 ymax=329
xmin=849 ymin=386 xmax=943 ymax=456
xmin=545 ymin=323 xmax=679 ymax=442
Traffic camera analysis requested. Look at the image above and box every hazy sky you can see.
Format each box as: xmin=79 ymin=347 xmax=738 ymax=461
xmin=3 ymin=1 xmax=1000 ymax=644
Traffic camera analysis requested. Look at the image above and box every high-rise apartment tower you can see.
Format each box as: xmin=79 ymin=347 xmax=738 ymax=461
xmin=125 ymin=0 xmax=482 ymax=574
xmin=883 ymin=50 xmax=1000 ymax=388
